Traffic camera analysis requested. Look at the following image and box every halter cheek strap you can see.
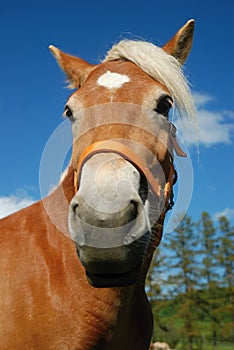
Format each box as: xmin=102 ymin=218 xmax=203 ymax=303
xmin=73 ymin=140 xmax=177 ymax=211
xmin=169 ymin=123 xmax=187 ymax=158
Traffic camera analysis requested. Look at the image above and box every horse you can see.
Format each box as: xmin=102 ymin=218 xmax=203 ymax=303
xmin=0 ymin=20 xmax=195 ymax=349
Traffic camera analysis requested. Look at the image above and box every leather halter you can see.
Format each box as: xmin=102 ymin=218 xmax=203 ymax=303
xmin=73 ymin=125 xmax=185 ymax=212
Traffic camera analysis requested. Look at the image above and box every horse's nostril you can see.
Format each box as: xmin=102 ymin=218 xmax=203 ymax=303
xmin=129 ymin=200 xmax=138 ymax=220
xmin=72 ymin=203 xmax=79 ymax=215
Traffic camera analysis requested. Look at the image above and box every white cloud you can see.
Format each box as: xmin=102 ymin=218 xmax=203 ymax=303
xmin=196 ymin=109 xmax=234 ymax=146
xmin=193 ymin=92 xmax=214 ymax=107
xmin=175 ymin=92 xmax=234 ymax=147
xmin=0 ymin=193 xmax=35 ymax=219
xmin=213 ymin=207 xmax=234 ymax=221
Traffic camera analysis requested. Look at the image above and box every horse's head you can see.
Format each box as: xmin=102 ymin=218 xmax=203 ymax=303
xmin=50 ymin=20 xmax=195 ymax=287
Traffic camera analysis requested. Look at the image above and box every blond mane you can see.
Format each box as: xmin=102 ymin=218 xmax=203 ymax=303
xmin=103 ymin=40 xmax=196 ymax=124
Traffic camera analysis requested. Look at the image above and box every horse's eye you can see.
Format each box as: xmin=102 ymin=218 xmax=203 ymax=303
xmin=64 ymin=105 xmax=73 ymax=119
xmin=155 ymin=98 xmax=172 ymax=117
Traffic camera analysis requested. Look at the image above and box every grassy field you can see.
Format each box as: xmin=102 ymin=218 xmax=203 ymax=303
xmin=176 ymin=343 xmax=234 ymax=350
xmin=205 ymin=344 xmax=233 ymax=350
xmin=151 ymin=296 xmax=234 ymax=350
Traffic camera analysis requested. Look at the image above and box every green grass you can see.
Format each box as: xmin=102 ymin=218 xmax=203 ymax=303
xmin=174 ymin=342 xmax=233 ymax=350
xmin=201 ymin=343 xmax=233 ymax=350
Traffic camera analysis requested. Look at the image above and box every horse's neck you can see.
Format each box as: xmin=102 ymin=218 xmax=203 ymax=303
xmin=103 ymin=286 xmax=153 ymax=350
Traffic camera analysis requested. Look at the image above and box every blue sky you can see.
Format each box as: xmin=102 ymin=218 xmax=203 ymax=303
xmin=0 ymin=0 xmax=233 ymax=224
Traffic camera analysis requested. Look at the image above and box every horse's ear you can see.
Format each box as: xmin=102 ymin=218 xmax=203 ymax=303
xmin=163 ymin=19 xmax=195 ymax=65
xmin=49 ymin=45 xmax=96 ymax=88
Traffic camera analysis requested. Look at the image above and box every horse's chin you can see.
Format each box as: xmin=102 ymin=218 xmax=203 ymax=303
xmin=85 ymin=261 xmax=142 ymax=288
xmin=75 ymin=232 xmax=151 ymax=288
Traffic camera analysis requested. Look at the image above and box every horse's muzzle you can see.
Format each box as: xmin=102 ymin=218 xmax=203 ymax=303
xmin=69 ymin=190 xmax=150 ymax=248
xmin=68 ymin=183 xmax=150 ymax=287
xmin=71 ymin=193 xmax=139 ymax=230
xmin=67 ymin=142 xmax=165 ymax=287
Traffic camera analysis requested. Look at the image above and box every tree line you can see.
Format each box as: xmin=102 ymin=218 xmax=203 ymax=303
xmin=147 ymin=212 xmax=234 ymax=350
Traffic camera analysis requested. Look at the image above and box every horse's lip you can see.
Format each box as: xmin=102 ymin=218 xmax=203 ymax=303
xmin=85 ymin=261 xmax=142 ymax=288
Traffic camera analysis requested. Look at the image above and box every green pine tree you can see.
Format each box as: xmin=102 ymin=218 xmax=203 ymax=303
xmin=161 ymin=215 xmax=202 ymax=350
xmin=197 ymin=211 xmax=220 ymax=350
xmin=217 ymin=216 xmax=234 ymax=342
xmin=147 ymin=246 xmax=186 ymax=348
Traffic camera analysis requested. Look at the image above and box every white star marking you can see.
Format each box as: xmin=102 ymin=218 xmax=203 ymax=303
xmin=97 ymin=71 xmax=130 ymax=89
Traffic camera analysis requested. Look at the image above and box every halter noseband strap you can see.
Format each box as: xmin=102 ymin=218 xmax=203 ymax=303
xmin=73 ymin=140 xmax=178 ymax=213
